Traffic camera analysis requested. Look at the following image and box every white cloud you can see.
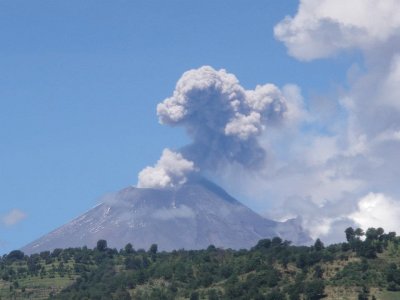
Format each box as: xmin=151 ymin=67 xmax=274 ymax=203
xmin=2 ymin=209 xmax=27 ymax=226
xmin=282 ymin=84 xmax=309 ymax=125
xmin=241 ymin=0 xmax=400 ymax=243
xmin=379 ymin=54 xmax=400 ymax=111
xmin=137 ymin=148 xmax=196 ymax=189
xmin=274 ymin=0 xmax=400 ymax=60
xmin=349 ymin=193 xmax=400 ymax=232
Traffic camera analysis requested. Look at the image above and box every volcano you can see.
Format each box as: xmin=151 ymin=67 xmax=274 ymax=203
xmin=22 ymin=178 xmax=310 ymax=254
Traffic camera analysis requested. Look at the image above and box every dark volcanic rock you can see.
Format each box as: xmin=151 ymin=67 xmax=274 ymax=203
xmin=22 ymin=178 xmax=310 ymax=254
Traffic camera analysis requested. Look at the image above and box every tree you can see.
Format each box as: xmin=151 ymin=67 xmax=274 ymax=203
xmin=207 ymin=245 xmax=217 ymax=252
xmin=124 ymin=243 xmax=134 ymax=254
xmin=7 ymin=250 xmax=24 ymax=261
xmin=358 ymin=286 xmax=369 ymax=300
xmin=149 ymin=244 xmax=158 ymax=255
xmin=296 ymin=253 xmax=308 ymax=269
xmin=376 ymin=227 xmax=384 ymax=237
xmin=345 ymin=227 xmax=355 ymax=242
xmin=314 ymin=239 xmax=324 ymax=251
xmin=272 ymin=237 xmax=283 ymax=247
xmin=341 ymin=242 xmax=351 ymax=251
xmin=114 ymin=288 xmax=132 ymax=300
xmin=313 ymin=265 xmax=324 ymax=279
xmin=254 ymin=239 xmax=271 ymax=250
xmin=190 ymin=291 xmax=199 ymax=300
xmin=304 ymin=280 xmax=325 ymax=300
xmin=207 ymin=289 xmax=219 ymax=300
xmin=366 ymin=228 xmax=379 ymax=241
xmin=265 ymin=289 xmax=285 ymax=300
xmin=355 ymin=228 xmax=364 ymax=239
xmin=96 ymin=239 xmax=108 ymax=251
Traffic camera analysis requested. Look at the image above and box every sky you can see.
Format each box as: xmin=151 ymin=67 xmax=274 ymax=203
xmin=1 ymin=0 xmax=399 ymax=254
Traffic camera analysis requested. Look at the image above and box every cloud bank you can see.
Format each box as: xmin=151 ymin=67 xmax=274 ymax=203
xmin=254 ymin=0 xmax=400 ymax=241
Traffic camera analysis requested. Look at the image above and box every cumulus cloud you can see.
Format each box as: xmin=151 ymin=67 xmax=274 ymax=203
xmin=248 ymin=0 xmax=400 ymax=242
xmin=2 ymin=209 xmax=27 ymax=226
xmin=349 ymin=193 xmax=400 ymax=232
xmin=137 ymin=149 xmax=196 ymax=189
xmin=274 ymin=0 xmax=400 ymax=60
xmin=157 ymin=66 xmax=288 ymax=170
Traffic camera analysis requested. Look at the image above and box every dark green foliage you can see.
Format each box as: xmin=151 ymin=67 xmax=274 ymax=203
xmin=314 ymin=239 xmax=324 ymax=251
xmin=313 ymin=265 xmax=324 ymax=279
xmin=189 ymin=291 xmax=199 ymax=300
xmin=345 ymin=227 xmax=356 ymax=242
xmin=304 ymin=280 xmax=325 ymax=300
xmin=7 ymin=250 xmax=24 ymax=261
xmin=2 ymin=227 xmax=400 ymax=299
xmin=96 ymin=239 xmax=108 ymax=252
xmin=124 ymin=243 xmax=134 ymax=254
xmin=386 ymin=263 xmax=400 ymax=291
xmin=149 ymin=244 xmax=158 ymax=255
xmin=357 ymin=286 xmax=369 ymax=300
xmin=265 ymin=289 xmax=285 ymax=300
xmin=114 ymin=288 xmax=132 ymax=300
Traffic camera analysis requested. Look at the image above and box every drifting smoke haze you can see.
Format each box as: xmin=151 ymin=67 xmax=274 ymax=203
xmin=137 ymin=0 xmax=400 ymax=243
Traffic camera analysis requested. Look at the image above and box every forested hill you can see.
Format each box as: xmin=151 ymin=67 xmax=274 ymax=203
xmin=2 ymin=227 xmax=400 ymax=299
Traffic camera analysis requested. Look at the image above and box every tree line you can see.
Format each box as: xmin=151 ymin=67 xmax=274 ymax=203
xmin=1 ymin=227 xmax=400 ymax=299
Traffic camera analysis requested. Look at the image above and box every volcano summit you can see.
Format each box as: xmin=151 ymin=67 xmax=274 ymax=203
xmin=22 ymin=178 xmax=310 ymax=254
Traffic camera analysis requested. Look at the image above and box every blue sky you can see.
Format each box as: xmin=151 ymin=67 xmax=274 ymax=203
xmin=2 ymin=0 xmax=394 ymax=253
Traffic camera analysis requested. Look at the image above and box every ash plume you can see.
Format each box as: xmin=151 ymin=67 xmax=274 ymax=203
xmin=157 ymin=66 xmax=288 ymax=169
xmin=137 ymin=66 xmax=290 ymax=188
xmin=137 ymin=149 xmax=196 ymax=189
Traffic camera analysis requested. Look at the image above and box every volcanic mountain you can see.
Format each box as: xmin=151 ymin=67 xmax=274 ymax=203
xmin=22 ymin=178 xmax=310 ymax=254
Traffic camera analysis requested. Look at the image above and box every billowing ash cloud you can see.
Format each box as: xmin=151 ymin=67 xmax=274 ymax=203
xmin=157 ymin=66 xmax=287 ymax=169
xmin=137 ymin=149 xmax=195 ymax=189
xmin=137 ymin=66 xmax=290 ymax=189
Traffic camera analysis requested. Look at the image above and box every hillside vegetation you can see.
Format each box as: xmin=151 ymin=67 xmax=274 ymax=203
xmin=1 ymin=227 xmax=400 ymax=299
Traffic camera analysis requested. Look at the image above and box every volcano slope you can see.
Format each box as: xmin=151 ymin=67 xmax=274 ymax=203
xmin=22 ymin=178 xmax=309 ymax=254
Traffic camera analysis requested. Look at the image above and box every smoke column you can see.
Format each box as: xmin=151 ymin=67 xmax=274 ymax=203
xmin=138 ymin=66 xmax=290 ymax=188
